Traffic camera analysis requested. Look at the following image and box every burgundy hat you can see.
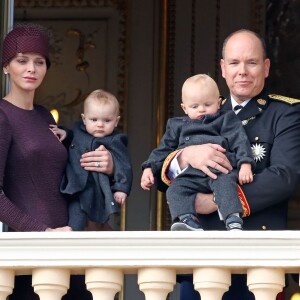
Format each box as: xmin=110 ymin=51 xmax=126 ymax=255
xmin=2 ymin=24 xmax=51 ymax=69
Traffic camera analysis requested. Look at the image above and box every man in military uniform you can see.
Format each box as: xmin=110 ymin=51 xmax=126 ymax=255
xmin=161 ymin=29 xmax=300 ymax=299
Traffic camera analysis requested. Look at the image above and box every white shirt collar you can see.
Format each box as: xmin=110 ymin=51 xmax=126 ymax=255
xmin=230 ymin=96 xmax=251 ymax=109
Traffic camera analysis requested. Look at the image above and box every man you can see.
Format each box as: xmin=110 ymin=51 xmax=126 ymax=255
xmin=161 ymin=29 xmax=300 ymax=299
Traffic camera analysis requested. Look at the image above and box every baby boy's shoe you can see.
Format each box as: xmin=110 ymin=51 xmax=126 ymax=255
xmin=171 ymin=214 xmax=203 ymax=231
xmin=225 ymin=214 xmax=243 ymax=231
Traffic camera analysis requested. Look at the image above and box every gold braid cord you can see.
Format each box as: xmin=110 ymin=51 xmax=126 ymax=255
xmin=238 ymin=185 xmax=250 ymax=217
xmin=161 ymin=150 xmax=180 ymax=186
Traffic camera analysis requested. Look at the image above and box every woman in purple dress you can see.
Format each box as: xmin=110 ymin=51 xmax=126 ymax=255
xmin=0 ymin=23 xmax=113 ymax=299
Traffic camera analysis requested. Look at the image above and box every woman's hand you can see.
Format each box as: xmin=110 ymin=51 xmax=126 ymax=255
xmin=179 ymin=144 xmax=232 ymax=179
xmin=80 ymin=145 xmax=114 ymax=175
xmin=45 ymin=226 xmax=72 ymax=232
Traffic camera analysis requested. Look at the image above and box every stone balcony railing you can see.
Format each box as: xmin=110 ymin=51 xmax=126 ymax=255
xmin=0 ymin=231 xmax=299 ymax=300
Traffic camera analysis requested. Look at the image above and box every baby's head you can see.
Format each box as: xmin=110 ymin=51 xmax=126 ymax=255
xmin=81 ymin=89 xmax=120 ymax=138
xmin=181 ymin=74 xmax=221 ymax=120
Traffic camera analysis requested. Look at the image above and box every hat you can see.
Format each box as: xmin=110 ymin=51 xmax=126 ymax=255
xmin=2 ymin=24 xmax=51 ymax=69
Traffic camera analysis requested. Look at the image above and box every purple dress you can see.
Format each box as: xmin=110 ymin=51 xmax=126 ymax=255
xmin=0 ymin=99 xmax=91 ymax=300
xmin=0 ymin=99 xmax=68 ymax=231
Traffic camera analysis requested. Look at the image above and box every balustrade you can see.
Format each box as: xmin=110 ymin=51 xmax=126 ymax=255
xmin=0 ymin=231 xmax=299 ymax=300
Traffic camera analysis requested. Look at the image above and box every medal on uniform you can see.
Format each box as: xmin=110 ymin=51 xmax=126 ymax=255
xmin=257 ymin=99 xmax=267 ymax=106
xmin=242 ymin=116 xmax=256 ymax=126
xmin=251 ymin=143 xmax=266 ymax=162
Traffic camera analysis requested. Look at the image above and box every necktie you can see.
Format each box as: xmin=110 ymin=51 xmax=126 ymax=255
xmin=233 ymin=105 xmax=243 ymax=111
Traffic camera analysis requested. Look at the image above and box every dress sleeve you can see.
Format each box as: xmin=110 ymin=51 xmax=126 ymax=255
xmin=0 ymin=110 xmax=48 ymax=231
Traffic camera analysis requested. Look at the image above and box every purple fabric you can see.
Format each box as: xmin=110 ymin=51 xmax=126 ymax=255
xmin=0 ymin=99 xmax=68 ymax=231
xmin=2 ymin=24 xmax=51 ymax=68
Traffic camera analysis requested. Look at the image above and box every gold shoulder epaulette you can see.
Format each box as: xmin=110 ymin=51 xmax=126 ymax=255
xmin=269 ymin=94 xmax=300 ymax=105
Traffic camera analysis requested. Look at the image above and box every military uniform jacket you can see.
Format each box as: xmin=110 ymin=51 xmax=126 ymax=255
xmin=142 ymin=110 xmax=254 ymax=177
xmin=60 ymin=121 xmax=133 ymax=223
xmin=199 ymin=90 xmax=300 ymax=230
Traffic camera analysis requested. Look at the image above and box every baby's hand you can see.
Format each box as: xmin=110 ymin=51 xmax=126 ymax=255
xmin=238 ymin=163 xmax=253 ymax=185
xmin=114 ymin=191 xmax=127 ymax=205
xmin=49 ymin=124 xmax=67 ymax=142
xmin=141 ymin=168 xmax=155 ymax=190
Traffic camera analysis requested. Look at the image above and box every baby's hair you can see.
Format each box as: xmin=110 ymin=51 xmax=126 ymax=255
xmin=84 ymin=89 xmax=120 ymax=115
xmin=182 ymin=74 xmax=220 ymax=99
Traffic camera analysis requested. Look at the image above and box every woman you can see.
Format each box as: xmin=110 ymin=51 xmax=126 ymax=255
xmin=0 ymin=23 xmax=113 ymax=299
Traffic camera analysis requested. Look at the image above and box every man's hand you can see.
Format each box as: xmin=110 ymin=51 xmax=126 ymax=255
xmin=178 ymin=144 xmax=232 ymax=179
xmin=80 ymin=145 xmax=114 ymax=175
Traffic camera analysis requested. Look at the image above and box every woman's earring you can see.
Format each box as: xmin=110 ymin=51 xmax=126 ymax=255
xmin=3 ymin=70 xmax=8 ymax=75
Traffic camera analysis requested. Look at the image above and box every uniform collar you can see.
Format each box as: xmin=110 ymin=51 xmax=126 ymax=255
xmin=231 ymin=97 xmax=251 ymax=109
xmin=221 ymin=90 xmax=269 ymax=121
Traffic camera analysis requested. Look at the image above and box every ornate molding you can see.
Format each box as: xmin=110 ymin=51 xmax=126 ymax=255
xmin=15 ymin=0 xmax=120 ymax=8
xmin=15 ymin=0 xmax=128 ymax=132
